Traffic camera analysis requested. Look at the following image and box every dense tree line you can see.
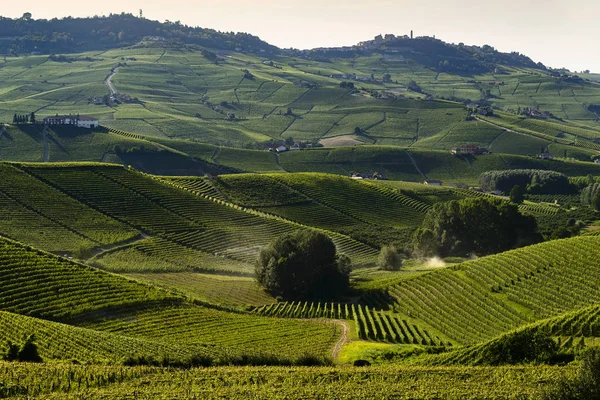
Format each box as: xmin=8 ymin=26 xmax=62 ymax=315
xmin=12 ymin=112 xmax=35 ymax=124
xmin=581 ymin=183 xmax=600 ymax=210
xmin=412 ymin=197 xmax=539 ymax=258
xmin=0 ymin=14 xmax=276 ymax=55
xmin=480 ymin=170 xmax=575 ymax=194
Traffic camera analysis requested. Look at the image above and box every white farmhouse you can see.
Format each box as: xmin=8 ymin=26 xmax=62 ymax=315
xmin=43 ymin=115 xmax=99 ymax=129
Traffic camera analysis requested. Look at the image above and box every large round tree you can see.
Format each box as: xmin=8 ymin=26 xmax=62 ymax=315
xmin=255 ymin=230 xmax=351 ymax=300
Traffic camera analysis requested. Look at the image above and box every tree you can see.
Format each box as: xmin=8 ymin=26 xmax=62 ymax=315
xmin=509 ymin=185 xmax=525 ymax=204
xmin=412 ymin=197 xmax=539 ymax=258
xmin=255 ymin=230 xmax=351 ymax=300
xmin=592 ymin=194 xmax=600 ymax=212
xmin=29 ymin=112 xmax=36 ymax=124
xmin=12 ymin=114 xmax=17 ymax=124
xmin=377 ymin=245 xmax=402 ymax=271
xmin=21 ymin=12 xmax=32 ymax=21
xmin=285 ymin=107 xmax=293 ymax=116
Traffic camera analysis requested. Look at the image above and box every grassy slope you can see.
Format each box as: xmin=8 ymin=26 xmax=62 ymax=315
xmin=1 ymin=46 xmax=600 ymax=158
xmin=0 ymin=362 xmax=574 ymax=399
xmin=387 ymin=235 xmax=600 ymax=345
xmin=0 ymin=235 xmax=340 ymax=361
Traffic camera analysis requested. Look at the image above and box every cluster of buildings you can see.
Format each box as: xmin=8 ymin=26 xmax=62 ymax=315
xmin=43 ymin=115 xmax=99 ymax=129
xmin=350 ymin=172 xmax=387 ymax=180
xmin=89 ymin=93 xmax=133 ymax=105
xmin=451 ymin=145 xmax=489 ymax=156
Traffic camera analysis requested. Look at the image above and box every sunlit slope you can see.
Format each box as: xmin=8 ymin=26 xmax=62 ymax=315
xmin=0 ymin=311 xmax=207 ymax=364
xmin=16 ymin=163 xmax=377 ymax=267
xmin=412 ymin=303 xmax=600 ymax=366
xmin=0 ymin=236 xmax=179 ymax=320
xmin=2 ymin=45 xmax=600 ymax=156
xmin=0 ymin=163 xmax=138 ymax=255
xmin=0 ymin=236 xmax=340 ymax=361
xmin=388 ymin=236 xmax=600 ymax=344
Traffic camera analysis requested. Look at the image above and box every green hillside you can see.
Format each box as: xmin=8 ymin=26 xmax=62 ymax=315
xmin=388 ymin=235 xmax=600 ymax=344
xmin=1 ymin=27 xmax=600 ymax=161
xmin=0 ymin=235 xmax=341 ymax=363
xmin=1 ymin=15 xmax=600 ymax=396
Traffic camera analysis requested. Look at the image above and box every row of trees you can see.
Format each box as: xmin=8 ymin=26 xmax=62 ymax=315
xmin=480 ymin=169 xmax=575 ymax=194
xmin=12 ymin=112 xmax=36 ymax=124
xmin=412 ymin=197 xmax=539 ymax=258
xmin=0 ymin=14 xmax=277 ymax=55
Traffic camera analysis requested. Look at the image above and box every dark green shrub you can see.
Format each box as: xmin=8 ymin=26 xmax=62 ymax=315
xmin=255 ymin=230 xmax=351 ymax=300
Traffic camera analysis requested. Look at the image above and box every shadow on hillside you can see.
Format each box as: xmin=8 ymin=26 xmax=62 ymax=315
xmin=117 ymin=149 xmax=238 ymax=176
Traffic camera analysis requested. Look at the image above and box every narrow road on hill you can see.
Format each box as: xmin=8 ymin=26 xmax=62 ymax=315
xmin=274 ymin=153 xmax=285 ymax=171
xmin=211 ymin=147 xmax=221 ymax=163
xmin=331 ymin=320 xmax=349 ymax=360
xmin=87 ymin=231 xmax=150 ymax=261
xmin=105 ymin=67 xmax=119 ymax=95
xmin=405 ymin=150 xmax=427 ymax=180
xmin=42 ymin=125 xmax=49 ymax=162
xmin=101 ymin=151 xmax=115 ymax=163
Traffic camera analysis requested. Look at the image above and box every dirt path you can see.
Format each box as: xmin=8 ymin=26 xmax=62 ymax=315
xmin=42 ymin=125 xmax=49 ymax=162
xmin=87 ymin=231 xmax=149 ymax=261
xmin=331 ymin=320 xmax=349 ymax=360
xmin=211 ymin=147 xmax=221 ymax=163
xmin=105 ymin=67 xmax=119 ymax=95
xmin=405 ymin=150 xmax=427 ymax=180
xmin=101 ymin=151 xmax=114 ymax=163
xmin=274 ymin=153 xmax=285 ymax=171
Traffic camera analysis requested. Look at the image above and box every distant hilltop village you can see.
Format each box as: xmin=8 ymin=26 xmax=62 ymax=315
xmin=303 ymin=30 xmax=436 ymax=53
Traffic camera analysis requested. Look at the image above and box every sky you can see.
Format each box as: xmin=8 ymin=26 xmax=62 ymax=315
xmin=3 ymin=0 xmax=599 ymax=72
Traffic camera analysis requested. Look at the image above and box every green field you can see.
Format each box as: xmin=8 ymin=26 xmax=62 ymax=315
xmin=3 ymin=20 xmax=600 ymax=398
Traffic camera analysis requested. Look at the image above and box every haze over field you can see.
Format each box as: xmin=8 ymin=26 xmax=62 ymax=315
xmin=2 ymin=0 xmax=599 ymax=72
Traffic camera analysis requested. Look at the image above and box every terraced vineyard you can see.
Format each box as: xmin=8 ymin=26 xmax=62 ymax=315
xmin=388 ymin=235 xmax=600 ymax=344
xmin=17 ymin=164 xmax=377 ymax=266
xmin=0 ymin=236 xmax=177 ymax=320
xmin=252 ymin=301 xmax=448 ymax=345
xmin=78 ymin=304 xmax=341 ymax=360
xmin=0 ymin=362 xmax=575 ymax=399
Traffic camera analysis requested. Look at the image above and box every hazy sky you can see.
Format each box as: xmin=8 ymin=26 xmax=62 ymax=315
xmin=3 ymin=0 xmax=599 ymax=72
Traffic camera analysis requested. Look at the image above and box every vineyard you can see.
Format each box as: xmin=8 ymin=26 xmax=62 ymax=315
xmin=0 ymin=363 xmax=575 ymax=399
xmin=15 ymin=164 xmax=378 ymax=266
xmin=0 ymin=236 xmax=178 ymax=320
xmin=76 ymin=304 xmax=341 ymax=360
xmin=388 ymin=235 xmax=600 ymax=344
xmin=3 ymin=26 xmax=600 ymax=398
xmin=252 ymin=301 xmax=449 ymax=345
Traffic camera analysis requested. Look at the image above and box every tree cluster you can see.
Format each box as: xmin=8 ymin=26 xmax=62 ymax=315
xmin=12 ymin=113 xmax=35 ymax=124
xmin=0 ymin=14 xmax=277 ymax=55
xmin=479 ymin=170 xmax=575 ymax=195
xmin=255 ymin=230 xmax=351 ymax=300
xmin=377 ymin=245 xmax=402 ymax=271
xmin=2 ymin=335 xmax=42 ymax=363
xmin=339 ymin=82 xmax=355 ymax=89
xmin=581 ymin=183 xmax=600 ymax=211
xmin=412 ymin=197 xmax=539 ymax=258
